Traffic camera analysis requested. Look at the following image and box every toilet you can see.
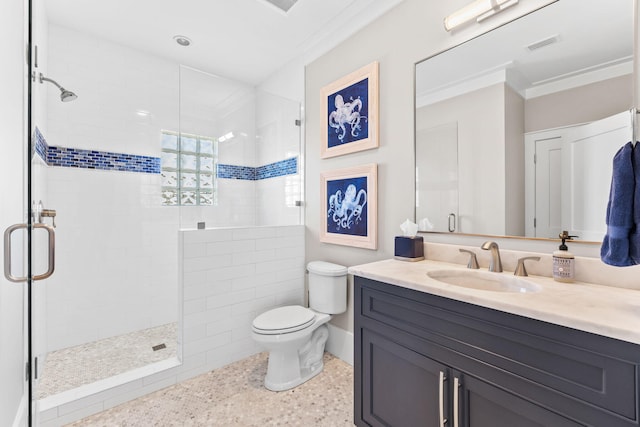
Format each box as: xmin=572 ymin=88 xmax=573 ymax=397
xmin=251 ymin=261 xmax=347 ymax=391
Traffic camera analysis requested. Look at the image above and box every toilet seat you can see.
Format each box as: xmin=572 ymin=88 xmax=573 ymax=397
xmin=252 ymin=305 xmax=316 ymax=335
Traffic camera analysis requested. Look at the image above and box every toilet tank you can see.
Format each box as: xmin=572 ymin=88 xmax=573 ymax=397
xmin=307 ymin=261 xmax=348 ymax=314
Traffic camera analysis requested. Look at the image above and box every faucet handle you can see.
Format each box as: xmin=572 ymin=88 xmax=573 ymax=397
xmin=459 ymin=249 xmax=479 ymax=269
xmin=514 ymin=256 xmax=541 ymax=277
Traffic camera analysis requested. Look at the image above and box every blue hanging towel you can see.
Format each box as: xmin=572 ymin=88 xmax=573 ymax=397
xmin=601 ymin=142 xmax=637 ymax=266
xmin=631 ymin=142 xmax=640 ymax=264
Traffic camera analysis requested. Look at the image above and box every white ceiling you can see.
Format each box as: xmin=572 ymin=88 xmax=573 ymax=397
xmin=44 ymin=0 xmax=404 ymax=85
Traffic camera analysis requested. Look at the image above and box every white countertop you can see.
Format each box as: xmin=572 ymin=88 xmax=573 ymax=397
xmin=349 ymin=259 xmax=640 ymax=346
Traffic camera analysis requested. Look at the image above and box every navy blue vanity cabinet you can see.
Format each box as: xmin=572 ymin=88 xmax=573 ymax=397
xmin=354 ymin=276 xmax=640 ymax=427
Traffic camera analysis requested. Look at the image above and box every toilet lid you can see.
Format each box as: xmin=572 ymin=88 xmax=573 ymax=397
xmin=252 ymin=305 xmax=315 ymax=334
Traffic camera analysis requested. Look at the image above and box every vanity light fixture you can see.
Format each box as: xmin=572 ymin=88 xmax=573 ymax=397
xmin=444 ymin=0 xmax=519 ymax=32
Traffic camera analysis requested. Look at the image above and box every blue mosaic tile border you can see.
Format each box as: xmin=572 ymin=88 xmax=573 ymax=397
xmin=217 ymin=164 xmax=257 ymax=180
xmin=217 ymin=157 xmax=298 ymax=181
xmin=34 ymin=127 xmax=48 ymax=160
xmin=35 ymin=127 xmax=295 ymax=178
xmin=257 ymin=157 xmax=298 ymax=180
xmin=34 ymin=127 xmax=160 ymax=174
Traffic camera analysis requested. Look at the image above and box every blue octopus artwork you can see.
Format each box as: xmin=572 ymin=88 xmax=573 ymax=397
xmin=326 ymin=176 xmax=368 ymax=236
xmin=327 ymin=78 xmax=369 ymax=148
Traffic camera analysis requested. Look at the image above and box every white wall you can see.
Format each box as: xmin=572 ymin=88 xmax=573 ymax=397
xmin=175 ymin=68 xmax=303 ymax=229
xmin=505 ymin=84 xmax=526 ymax=236
xmin=181 ymin=226 xmax=305 ymax=366
xmin=0 ymin=0 xmax=28 ymax=424
xmin=417 ymin=84 xmax=507 ymax=235
xmin=46 ymin=25 xmax=179 ymax=155
xmin=525 ymin=74 xmax=633 ymax=132
xmin=178 ymin=66 xmax=258 ymax=229
xmin=42 ymin=25 xmax=180 ymax=352
xmin=256 ymin=91 xmax=302 ymax=226
xmin=45 ymin=168 xmax=178 ymax=350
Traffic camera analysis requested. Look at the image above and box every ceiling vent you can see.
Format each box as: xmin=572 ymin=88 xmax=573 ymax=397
xmin=526 ymin=35 xmax=559 ymax=52
xmin=261 ymin=0 xmax=299 ymax=13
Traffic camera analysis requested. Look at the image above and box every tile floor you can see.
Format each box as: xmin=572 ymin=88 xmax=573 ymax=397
xmin=38 ymin=323 xmax=177 ymax=399
xmin=67 ymin=352 xmax=354 ymax=426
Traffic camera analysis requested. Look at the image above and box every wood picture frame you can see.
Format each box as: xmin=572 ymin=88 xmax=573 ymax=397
xmin=320 ymin=61 xmax=379 ymax=158
xmin=320 ymin=163 xmax=377 ymax=249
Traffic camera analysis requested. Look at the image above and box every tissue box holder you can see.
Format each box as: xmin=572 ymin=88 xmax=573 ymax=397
xmin=394 ymin=236 xmax=424 ymax=261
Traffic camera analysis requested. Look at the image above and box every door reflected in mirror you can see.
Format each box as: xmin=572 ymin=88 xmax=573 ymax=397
xmin=414 ymin=0 xmax=633 ymax=242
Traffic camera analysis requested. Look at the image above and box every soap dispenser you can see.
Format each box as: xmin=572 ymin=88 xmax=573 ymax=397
xmin=553 ymin=231 xmax=577 ymax=283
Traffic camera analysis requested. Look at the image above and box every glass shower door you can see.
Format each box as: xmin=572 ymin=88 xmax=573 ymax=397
xmin=28 ymin=0 xmax=182 ymax=417
xmin=1 ymin=0 xmax=30 ymax=424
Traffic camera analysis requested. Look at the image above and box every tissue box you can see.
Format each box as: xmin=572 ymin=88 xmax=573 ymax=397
xmin=394 ymin=236 xmax=424 ymax=261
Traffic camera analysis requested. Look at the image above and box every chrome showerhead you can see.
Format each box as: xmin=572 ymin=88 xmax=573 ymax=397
xmin=39 ymin=73 xmax=78 ymax=102
xmin=59 ymin=89 xmax=78 ymax=102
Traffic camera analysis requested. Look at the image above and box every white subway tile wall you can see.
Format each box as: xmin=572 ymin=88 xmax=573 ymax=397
xmin=181 ymin=226 xmax=305 ymax=372
xmin=45 ymin=167 xmax=178 ymax=352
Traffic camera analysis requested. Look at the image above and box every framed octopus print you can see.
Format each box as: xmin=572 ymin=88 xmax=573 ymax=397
xmin=320 ymin=61 xmax=379 ymax=159
xmin=320 ymin=164 xmax=377 ymax=249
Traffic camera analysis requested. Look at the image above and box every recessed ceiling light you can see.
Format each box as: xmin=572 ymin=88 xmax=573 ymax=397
xmin=173 ymin=35 xmax=192 ymax=47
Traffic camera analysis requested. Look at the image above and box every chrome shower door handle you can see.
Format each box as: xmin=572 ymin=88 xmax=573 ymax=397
xmin=33 ymin=223 xmax=55 ymax=281
xmin=4 ymin=223 xmax=28 ymax=282
xmin=3 ymin=223 xmax=55 ymax=282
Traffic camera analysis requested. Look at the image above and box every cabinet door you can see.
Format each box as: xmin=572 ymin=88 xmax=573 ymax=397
xmin=459 ymin=373 xmax=584 ymax=427
xmin=361 ymin=329 xmax=449 ymax=427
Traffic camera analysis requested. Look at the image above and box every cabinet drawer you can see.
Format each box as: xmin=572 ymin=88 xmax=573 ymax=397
xmin=357 ymin=277 xmax=639 ymax=423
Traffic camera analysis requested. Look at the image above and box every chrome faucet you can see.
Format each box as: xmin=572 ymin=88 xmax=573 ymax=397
xmin=481 ymin=241 xmax=503 ymax=272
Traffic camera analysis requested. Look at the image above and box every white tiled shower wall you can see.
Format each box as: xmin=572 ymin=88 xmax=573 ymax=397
xmin=45 ymin=168 xmax=178 ymax=351
xmin=40 ymin=22 xmax=301 ymax=352
xmin=43 ymin=23 xmax=183 ymax=352
xmin=39 ymin=225 xmax=305 ymax=426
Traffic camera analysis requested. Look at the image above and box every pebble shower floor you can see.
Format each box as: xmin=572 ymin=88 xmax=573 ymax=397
xmin=38 ymin=323 xmax=178 ymax=399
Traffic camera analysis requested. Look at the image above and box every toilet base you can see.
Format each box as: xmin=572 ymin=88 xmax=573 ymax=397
xmin=263 ymin=324 xmax=329 ymax=391
xmin=264 ymin=360 xmax=325 ymax=392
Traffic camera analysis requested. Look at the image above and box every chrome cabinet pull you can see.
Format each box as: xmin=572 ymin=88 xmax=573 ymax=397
xmin=3 ymin=223 xmax=55 ymax=282
xmin=448 ymin=213 xmax=456 ymax=232
xmin=4 ymin=223 xmax=28 ymax=282
xmin=453 ymin=377 xmax=461 ymax=427
xmin=439 ymin=371 xmax=448 ymax=426
xmin=33 ymin=223 xmax=55 ymax=281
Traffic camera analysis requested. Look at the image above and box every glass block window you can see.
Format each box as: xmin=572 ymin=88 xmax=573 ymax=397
xmin=161 ymin=131 xmax=218 ymax=206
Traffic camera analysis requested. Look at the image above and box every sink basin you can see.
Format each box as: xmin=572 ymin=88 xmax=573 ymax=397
xmin=427 ymin=269 xmax=541 ymax=293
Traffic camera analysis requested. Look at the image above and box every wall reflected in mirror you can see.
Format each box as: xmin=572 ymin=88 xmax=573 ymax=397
xmin=415 ymin=0 xmax=633 ymax=241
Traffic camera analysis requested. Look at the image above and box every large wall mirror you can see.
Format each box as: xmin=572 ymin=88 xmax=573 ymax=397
xmin=415 ymin=0 xmax=633 ymax=242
